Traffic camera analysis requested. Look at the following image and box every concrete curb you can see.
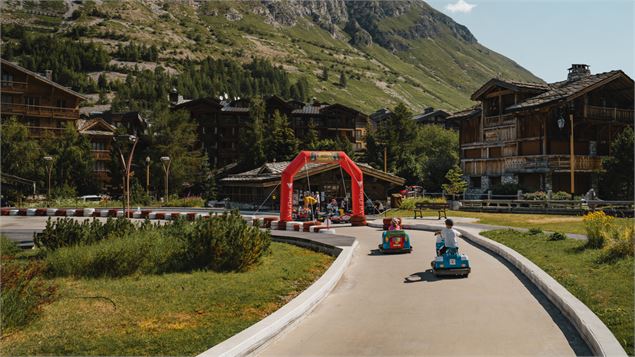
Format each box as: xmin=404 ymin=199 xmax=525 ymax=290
xmin=197 ymin=235 xmax=358 ymax=357
xmin=368 ymin=220 xmax=627 ymax=357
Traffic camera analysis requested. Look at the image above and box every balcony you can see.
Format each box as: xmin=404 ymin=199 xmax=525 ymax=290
xmin=1 ymin=103 xmax=79 ymax=119
xmin=586 ymin=105 xmax=633 ymax=122
xmin=483 ymin=113 xmax=514 ymax=128
xmin=26 ymin=126 xmax=66 ymax=137
xmin=92 ymin=150 xmax=111 ymax=161
xmin=462 ymin=155 xmax=604 ymax=176
xmin=0 ymin=80 xmax=28 ymax=93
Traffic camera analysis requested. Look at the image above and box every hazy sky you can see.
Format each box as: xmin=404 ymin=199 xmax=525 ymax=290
xmin=426 ymin=0 xmax=634 ymax=83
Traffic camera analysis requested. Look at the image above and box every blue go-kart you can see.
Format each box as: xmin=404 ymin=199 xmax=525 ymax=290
xmin=431 ymin=238 xmax=470 ymax=277
xmin=378 ymin=230 xmax=412 ymax=254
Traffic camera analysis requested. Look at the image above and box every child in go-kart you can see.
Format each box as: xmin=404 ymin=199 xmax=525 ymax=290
xmin=435 ymin=219 xmax=460 ymax=255
xmin=388 ymin=217 xmax=402 ymax=231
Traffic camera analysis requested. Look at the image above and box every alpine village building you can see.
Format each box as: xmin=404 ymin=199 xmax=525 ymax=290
xmin=173 ymin=94 xmax=371 ymax=168
xmin=448 ymin=64 xmax=634 ymax=196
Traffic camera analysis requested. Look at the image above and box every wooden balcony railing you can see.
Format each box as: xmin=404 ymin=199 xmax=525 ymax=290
xmin=483 ymin=113 xmax=514 ymax=128
xmin=1 ymin=103 xmax=78 ymax=119
xmin=0 ymin=81 xmax=28 ymax=92
xmin=92 ymin=150 xmax=111 ymax=161
xmin=26 ymin=126 xmax=66 ymax=137
xmin=462 ymin=155 xmax=604 ymax=176
xmin=586 ymin=105 xmax=634 ymax=122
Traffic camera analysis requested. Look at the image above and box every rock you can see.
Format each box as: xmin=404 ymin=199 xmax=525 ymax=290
xmin=225 ymin=8 xmax=242 ymax=21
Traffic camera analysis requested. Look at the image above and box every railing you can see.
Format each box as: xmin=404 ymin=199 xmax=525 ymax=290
xmin=586 ymin=105 xmax=633 ymax=122
xmin=462 ymin=155 xmax=604 ymax=175
xmin=1 ymin=103 xmax=78 ymax=119
xmin=0 ymin=80 xmax=28 ymax=92
xmin=460 ymin=199 xmax=634 ymax=216
xmin=483 ymin=113 xmax=514 ymax=128
xmin=26 ymin=126 xmax=65 ymax=137
xmin=92 ymin=150 xmax=111 ymax=160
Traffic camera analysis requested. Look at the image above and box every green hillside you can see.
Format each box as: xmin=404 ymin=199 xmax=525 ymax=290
xmin=0 ymin=0 xmax=542 ymax=113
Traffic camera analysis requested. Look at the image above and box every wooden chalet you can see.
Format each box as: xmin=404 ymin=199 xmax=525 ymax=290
xmin=449 ymin=64 xmax=634 ymax=195
xmin=1 ymin=58 xmax=86 ymax=137
xmin=371 ymin=106 xmax=456 ymax=129
xmin=173 ymin=95 xmax=370 ymax=168
xmin=76 ymin=118 xmax=116 ymax=188
xmin=220 ymin=160 xmax=405 ymax=208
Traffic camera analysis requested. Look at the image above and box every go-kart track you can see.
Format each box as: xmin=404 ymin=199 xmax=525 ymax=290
xmin=257 ymin=225 xmax=590 ymax=356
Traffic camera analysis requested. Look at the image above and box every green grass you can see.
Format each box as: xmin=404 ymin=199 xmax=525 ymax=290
xmin=384 ymin=209 xmax=634 ymax=235
xmin=1 ymin=242 xmax=334 ymax=356
xmin=480 ymin=229 xmax=634 ymax=355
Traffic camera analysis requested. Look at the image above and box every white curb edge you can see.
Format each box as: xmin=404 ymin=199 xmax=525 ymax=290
xmin=367 ymin=220 xmax=627 ymax=357
xmin=197 ymin=238 xmax=358 ymax=357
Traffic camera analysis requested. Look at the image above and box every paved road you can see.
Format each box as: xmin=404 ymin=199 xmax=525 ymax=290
xmin=257 ymin=225 xmax=590 ymax=356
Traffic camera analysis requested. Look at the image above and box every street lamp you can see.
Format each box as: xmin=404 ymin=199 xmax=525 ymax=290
xmin=113 ymin=135 xmax=138 ymax=218
xmin=557 ymin=106 xmax=575 ymax=195
xmin=145 ymin=156 xmax=151 ymax=194
xmin=43 ymin=156 xmax=53 ymax=206
xmin=161 ymin=156 xmax=171 ymax=204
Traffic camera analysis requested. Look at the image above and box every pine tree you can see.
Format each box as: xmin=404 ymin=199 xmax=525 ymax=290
xmin=266 ymin=110 xmax=299 ymax=161
xmin=339 ymin=71 xmax=347 ymax=88
xmin=442 ymin=166 xmax=468 ymax=199
xmin=303 ymin=120 xmax=319 ymax=150
xmin=240 ymin=97 xmax=267 ymax=168
xmin=321 ymin=67 xmax=329 ymax=82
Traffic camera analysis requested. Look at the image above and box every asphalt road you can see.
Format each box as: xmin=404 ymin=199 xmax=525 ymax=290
xmin=257 ymin=226 xmax=590 ymax=356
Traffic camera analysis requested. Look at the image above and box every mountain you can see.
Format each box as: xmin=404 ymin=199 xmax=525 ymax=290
xmin=0 ymin=0 xmax=542 ymax=113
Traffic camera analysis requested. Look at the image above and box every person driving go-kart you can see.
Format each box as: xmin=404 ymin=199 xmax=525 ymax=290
xmin=388 ymin=217 xmax=402 ymax=231
xmin=435 ymin=219 xmax=460 ymax=255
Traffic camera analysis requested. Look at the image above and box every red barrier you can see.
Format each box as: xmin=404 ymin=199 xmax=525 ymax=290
xmin=155 ymin=212 xmax=165 ymax=220
xmin=1 ymin=208 xmax=10 ymax=216
xmin=35 ymin=208 xmax=47 ymax=216
xmin=262 ymin=217 xmax=278 ymax=228
xmin=74 ymin=209 xmax=84 ymax=217
xmin=141 ymin=210 xmax=152 ymax=218
xmin=55 ymin=209 xmax=66 ymax=216
xmin=302 ymin=221 xmax=321 ymax=232
xmin=108 ymin=209 xmax=118 ymax=217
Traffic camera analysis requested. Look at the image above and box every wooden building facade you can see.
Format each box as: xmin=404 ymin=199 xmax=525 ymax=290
xmin=449 ymin=65 xmax=634 ymax=195
xmin=174 ymin=95 xmax=370 ymax=168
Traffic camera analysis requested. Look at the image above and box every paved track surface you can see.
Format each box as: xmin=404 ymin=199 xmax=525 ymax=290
xmin=258 ymin=226 xmax=590 ymax=356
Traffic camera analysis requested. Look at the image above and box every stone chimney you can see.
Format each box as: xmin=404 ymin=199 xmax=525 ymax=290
xmin=44 ymin=70 xmax=53 ymax=81
xmin=567 ymin=64 xmax=590 ymax=81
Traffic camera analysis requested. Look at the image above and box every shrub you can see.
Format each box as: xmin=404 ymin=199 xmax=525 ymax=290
xmin=523 ymin=191 xmax=548 ymax=201
xmin=548 ymin=232 xmax=567 ymax=241
xmin=0 ymin=260 xmax=57 ymax=330
xmin=164 ymin=196 xmax=205 ymax=207
xmin=399 ymin=196 xmax=447 ymax=210
xmin=1 ymin=235 xmax=22 ymax=257
xmin=551 ymin=191 xmax=572 ymax=200
xmin=598 ymin=224 xmax=634 ymax=263
xmin=583 ymin=211 xmax=615 ymax=249
xmin=491 ymin=183 xmax=520 ymax=196
xmin=528 ymin=228 xmax=543 ymax=235
xmin=35 ymin=217 xmax=146 ymax=251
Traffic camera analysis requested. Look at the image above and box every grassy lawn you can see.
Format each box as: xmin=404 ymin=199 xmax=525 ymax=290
xmin=1 ymin=242 xmax=334 ymax=356
xmin=384 ymin=209 xmax=633 ymax=235
xmin=481 ymin=229 xmax=634 ymax=355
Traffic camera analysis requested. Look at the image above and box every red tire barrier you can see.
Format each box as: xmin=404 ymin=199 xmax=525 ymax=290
xmin=141 ymin=210 xmax=152 ymax=218
xmin=74 ymin=209 xmax=84 ymax=217
xmin=303 ymin=221 xmax=321 ymax=232
xmin=155 ymin=212 xmax=165 ymax=220
xmin=35 ymin=208 xmax=47 ymax=216
xmin=1 ymin=208 xmax=10 ymax=216
xmin=55 ymin=209 xmax=66 ymax=216
xmin=17 ymin=208 xmax=27 ymax=216
xmin=262 ymin=217 xmax=278 ymax=228
xmin=186 ymin=212 xmax=197 ymax=221
xmin=108 ymin=209 xmax=118 ymax=217
xmin=293 ymin=224 xmax=300 ymax=231
xmin=171 ymin=212 xmax=181 ymax=220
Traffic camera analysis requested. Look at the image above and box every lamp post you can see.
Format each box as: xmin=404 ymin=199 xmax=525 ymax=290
xmin=43 ymin=156 xmax=53 ymax=206
xmin=113 ymin=135 xmax=138 ymax=218
xmin=145 ymin=156 xmax=151 ymax=194
xmin=557 ymin=107 xmax=575 ymax=195
xmin=161 ymin=156 xmax=171 ymax=204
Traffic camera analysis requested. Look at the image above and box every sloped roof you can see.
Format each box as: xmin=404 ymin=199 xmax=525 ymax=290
xmin=446 ymin=105 xmax=481 ymax=121
xmin=1 ymin=58 xmax=87 ymax=100
xmin=77 ymin=118 xmax=116 ymax=136
xmin=507 ymin=70 xmax=631 ymax=111
xmin=412 ymin=109 xmax=450 ymax=123
xmin=221 ymin=161 xmax=405 ymax=186
xmin=471 ymin=78 xmax=550 ymax=101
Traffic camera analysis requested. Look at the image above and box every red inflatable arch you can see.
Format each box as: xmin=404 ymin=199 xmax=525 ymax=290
xmin=280 ymin=151 xmax=366 ymax=226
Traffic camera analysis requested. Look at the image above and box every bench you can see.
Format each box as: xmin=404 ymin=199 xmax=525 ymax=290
xmin=414 ymin=202 xmax=449 ymax=220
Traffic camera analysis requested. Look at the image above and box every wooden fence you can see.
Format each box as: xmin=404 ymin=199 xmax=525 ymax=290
xmin=460 ymin=199 xmax=634 ymax=216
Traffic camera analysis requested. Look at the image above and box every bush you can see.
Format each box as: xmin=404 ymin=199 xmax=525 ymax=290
xmin=523 ymin=191 xmax=548 ymax=201
xmin=35 ymin=217 xmax=143 ymax=251
xmin=0 ymin=261 xmax=57 ymax=330
xmin=491 ymin=183 xmax=520 ymax=196
xmin=1 ymin=235 xmax=22 ymax=257
xmin=164 ymin=196 xmax=205 ymax=207
xmin=44 ymin=212 xmax=271 ymax=277
xmin=598 ymin=224 xmax=634 ymax=263
xmin=548 ymin=232 xmax=567 ymax=241
xmin=399 ymin=196 xmax=447 ymax=210
xmin=528 ymin=228 xmax=543 ymax=235
xmin=583 ymin=211 xmax=615 ymax=249
xmin=551 ymin=191 xmax=572 ymax=200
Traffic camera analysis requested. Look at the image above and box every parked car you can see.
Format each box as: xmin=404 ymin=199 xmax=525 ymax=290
xmin=78 ymin=195 xmax=102 ymax=202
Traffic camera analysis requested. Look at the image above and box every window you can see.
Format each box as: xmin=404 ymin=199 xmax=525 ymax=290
xmin=56 ymin=99 xmax=67 ymax=108
xmin=1 ymin=72 xmax=13 ymax=85
xmin=91 ymin=141 xmax=106 ymax=151
xmin=93 ymin=161 xmax=107 ymax=172
xmin=470 ymin=176 xmax=482 ymax=189
xmin=24 ymin=96 xmax=40 ymax=107
xmin=1 ymin=94 xmax=12 ymax=104
xmin=25 ymin=117 xmax=39 ymax=127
